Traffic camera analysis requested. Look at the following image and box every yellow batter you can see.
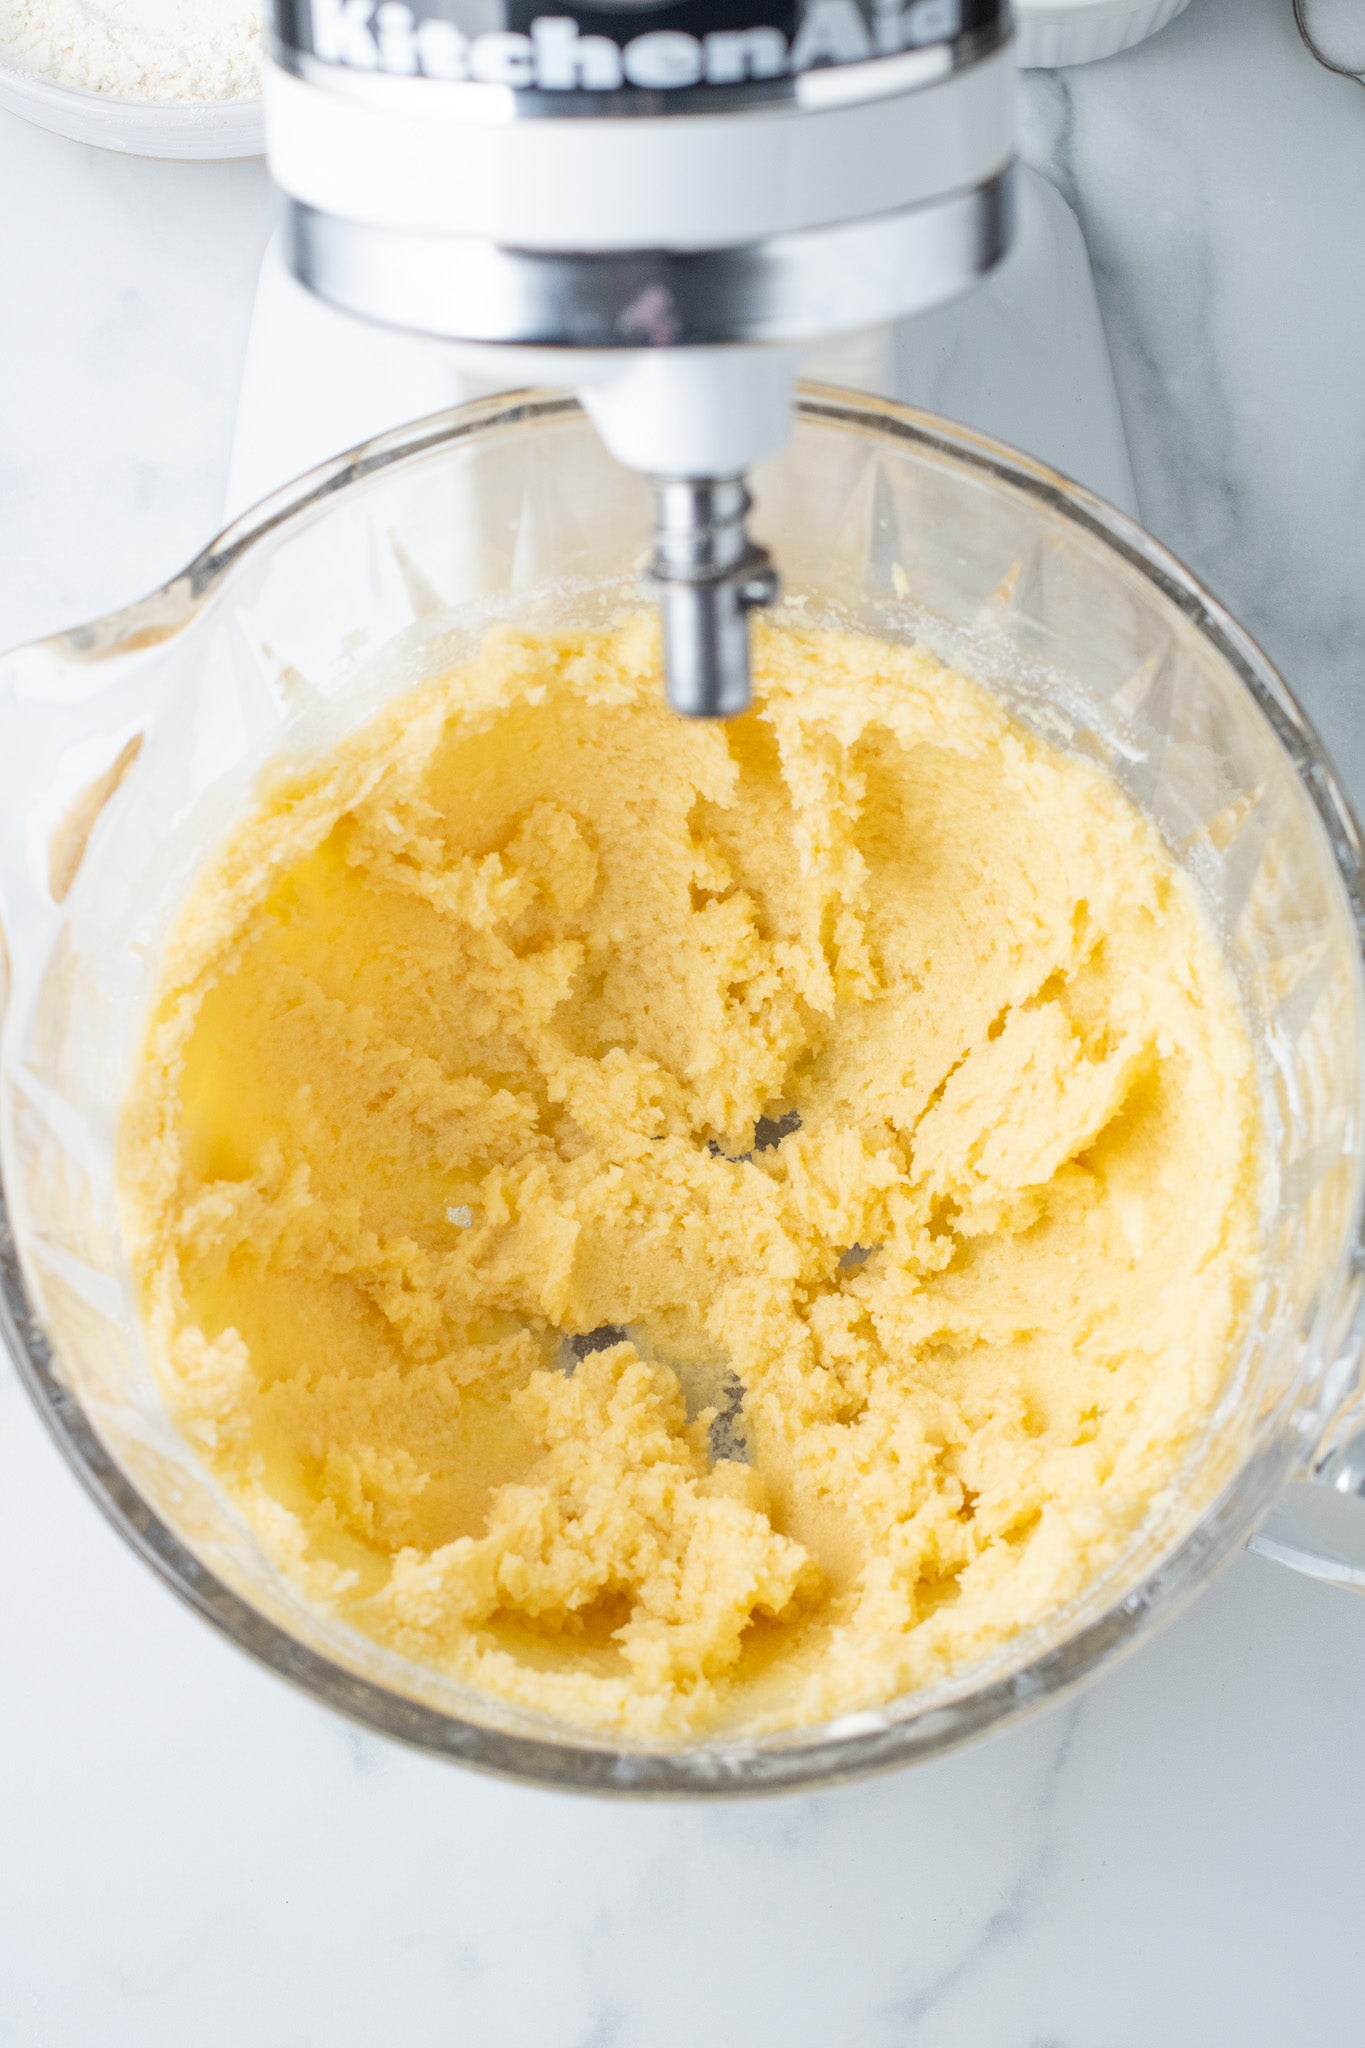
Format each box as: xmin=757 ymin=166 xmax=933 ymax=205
xmin=120 ymin=616 xmax=1262 ymax=1739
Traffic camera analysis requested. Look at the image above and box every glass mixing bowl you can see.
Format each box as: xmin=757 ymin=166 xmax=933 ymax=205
xmin=3 ymin=388 xmax=1365 ymax=1794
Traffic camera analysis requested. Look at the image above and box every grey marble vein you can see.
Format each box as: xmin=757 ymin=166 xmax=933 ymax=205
xmin=1023 ymin=0 xmax=1365 ymax=807
xmin=880 ymin=1703 xmax=1084 ymax=2043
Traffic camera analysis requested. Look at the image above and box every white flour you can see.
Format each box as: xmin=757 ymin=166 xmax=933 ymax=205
xmin=0 ymin=0 xmax=261 ymax=101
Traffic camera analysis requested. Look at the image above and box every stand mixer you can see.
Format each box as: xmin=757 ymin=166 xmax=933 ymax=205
xmin=11 ymin=11 xmax=1365 ymax=1798
xmin=263 ymin=0 xmax=1015 ymax=713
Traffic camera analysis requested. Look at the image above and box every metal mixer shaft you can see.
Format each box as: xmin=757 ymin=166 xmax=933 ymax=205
xmin=648 ymin=476 xmax=778 ymax=717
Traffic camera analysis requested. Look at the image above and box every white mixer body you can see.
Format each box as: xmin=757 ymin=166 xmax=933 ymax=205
xmin=264 ymin=42 xmax=1014 ymax=251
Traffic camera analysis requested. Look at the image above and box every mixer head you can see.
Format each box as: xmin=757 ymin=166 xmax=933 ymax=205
xmin=265 ymin=0 xmax=1017 ymax=713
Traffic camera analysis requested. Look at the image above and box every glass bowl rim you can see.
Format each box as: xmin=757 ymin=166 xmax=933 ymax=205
xmin=3 ymin=383 xmax=1364 ymax=1796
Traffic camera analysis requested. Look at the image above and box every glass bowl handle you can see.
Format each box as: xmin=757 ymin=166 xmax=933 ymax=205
xmin=1249 ymin=1269 xmax=1365 ymax=1591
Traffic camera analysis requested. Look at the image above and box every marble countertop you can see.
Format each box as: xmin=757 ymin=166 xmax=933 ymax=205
xmin=3 ymin=1 xmax=1365 ymax=2041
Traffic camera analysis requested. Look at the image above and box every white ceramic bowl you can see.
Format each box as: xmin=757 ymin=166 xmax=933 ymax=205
xmin=0 ymin=53 xmax=262 ymax=158
xmin=1015 ymin=0 xmax=1193 ymax=67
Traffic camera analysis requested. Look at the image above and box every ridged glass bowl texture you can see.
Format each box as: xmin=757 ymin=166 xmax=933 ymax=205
xmin=1 ymin=388 xmax=1363 ymax=1794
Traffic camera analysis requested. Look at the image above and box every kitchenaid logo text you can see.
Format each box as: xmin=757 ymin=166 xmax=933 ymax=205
xmin=306 ymin=0 xmax=962 ymax=87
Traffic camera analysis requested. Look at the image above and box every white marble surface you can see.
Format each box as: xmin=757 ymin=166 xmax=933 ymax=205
xmin=4 ymin=1 xmax=1365 ymax=2041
